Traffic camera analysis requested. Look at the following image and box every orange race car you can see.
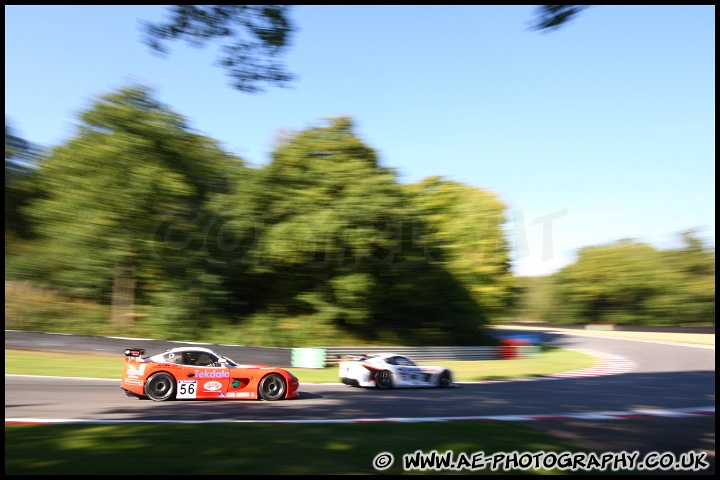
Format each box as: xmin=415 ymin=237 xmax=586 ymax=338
xmin=120 ymin=346 xmax=299 ymax=402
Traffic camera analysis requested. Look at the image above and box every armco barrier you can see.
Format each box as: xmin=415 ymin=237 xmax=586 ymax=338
xmin=585 ymin=323 xmax=616 ymax=331
xmin=320 ymin=346 xmax=502 ymax=367
xmin=498 ymin=335 xmax=542 ymax=360
xmin=516 ymin=345 xmax=541 ymax=359
xmin=2 ymin=331 xmax=543 ymax=369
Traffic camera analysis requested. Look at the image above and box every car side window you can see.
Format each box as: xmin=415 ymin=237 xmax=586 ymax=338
xmin=197 ymin=353 xmax=215 ymax=366
xmin=163 ymin=352 xmax=183 ymax=364
xmin=396 ymin=357 xmax=415 ymax=366
xmin=183 ymin=352 xmax=200 ymax=365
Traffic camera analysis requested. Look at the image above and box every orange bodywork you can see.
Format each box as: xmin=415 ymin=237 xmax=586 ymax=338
xmin=121 ymin=356 xmax=300 ymax=401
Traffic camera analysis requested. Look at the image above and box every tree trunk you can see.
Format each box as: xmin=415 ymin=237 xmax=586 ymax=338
xmin=111 ymin=265 xmax=136 ymax=326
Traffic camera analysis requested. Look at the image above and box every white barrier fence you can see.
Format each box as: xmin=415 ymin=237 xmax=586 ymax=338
xmin=292 ymin=345 xmax=541 ymax=368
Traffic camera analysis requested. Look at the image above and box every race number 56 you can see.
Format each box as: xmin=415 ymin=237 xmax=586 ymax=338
xmin=177 ymin=380 xmax=197 ymax=399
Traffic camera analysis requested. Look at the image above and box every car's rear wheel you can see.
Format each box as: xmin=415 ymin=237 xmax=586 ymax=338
xmin=375 ymin=370 xmax=394 ymax=389
xmin=258 ymin=373 xmax=287 ymax=401
xmin=145 ymin=372 xmax=176 ymax=402
xmin=438 ymin=369 xmax=452 ymax=387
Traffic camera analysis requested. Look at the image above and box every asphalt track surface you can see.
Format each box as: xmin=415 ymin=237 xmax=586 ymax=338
xmin=5 ymin=328 xmax=716 ymax=474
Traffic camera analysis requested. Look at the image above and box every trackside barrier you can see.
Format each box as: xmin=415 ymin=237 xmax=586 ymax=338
xmin=498 ymin=335 xmax=541 ymax=360
xmin=585 ymin=323 xmax=616 ymax=330
xmin=516 ymin=344 xmax=541 ymax=359
xmin=291 ymin=348 xmax=327 ymax=368
xmin=320 ymin=346 xmax=503 ymax=367
xmin=500 ymin=339 xmax=520 ymax=359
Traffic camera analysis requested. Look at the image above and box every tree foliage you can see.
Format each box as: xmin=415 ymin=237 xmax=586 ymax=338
xmin=404 ymin=177 xmax=513 ymax=318
xmin=142 ymin=5 xmax=295 ymax=93
xmin=213 ymin=117 xmax=496 ymax=345
xmin=552 ymin=233 xmax=714 ymax=325
xmin=6 ymin=93 xmax=507 ymax=345
xmin=529 ymin=5 xmax=592 ymax=32
xmin=13 ymin=85 xmax=239 ymax=317
xmin=5 ymin=119 xmax=41 ymax=250
xmin=6 ymin=82 xmax=713 ymax=347
xmin=140 ymin=5 xmax=589 ymax=94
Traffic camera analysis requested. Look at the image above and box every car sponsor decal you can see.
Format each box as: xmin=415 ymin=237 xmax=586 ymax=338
xmin=194 ymin=369 xmax=230 ymax=378
xmin=125 ymin=363 xmax=146 ymax=377
xmin=203 ymin=381 xmax=222 ymax=392
xmin=420 ymin=366 xmax=443 ymax=373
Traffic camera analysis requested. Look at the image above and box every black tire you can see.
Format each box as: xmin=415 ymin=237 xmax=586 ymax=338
xmin=341 ymin=378 xmax=359 ymax=387
xmin=375 ymin=370 xmax=394 ymax=389
xmin=258 ymin=373 xmax=287 ymax=401
xmin=438 ymin=369 xmax=453 ymax=388
xmin=145 ymin=372 xmax=176 ymax=402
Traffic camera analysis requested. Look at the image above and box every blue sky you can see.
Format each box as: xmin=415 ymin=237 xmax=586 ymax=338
xmin=5 ymin=5 xmax=715 ymax=276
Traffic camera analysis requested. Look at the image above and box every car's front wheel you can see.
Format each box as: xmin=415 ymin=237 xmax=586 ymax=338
xmin=145 ymin=372 xmax=176 ymax=402
xmin=375 ymin=370 xmax=394 ymax=389
xmin=258 ymin=373 xmax=287 ymax=401
xmin=438 ymin=369 xmax=453 ymax=388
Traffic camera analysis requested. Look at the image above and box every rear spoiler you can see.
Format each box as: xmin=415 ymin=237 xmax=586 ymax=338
xmin=341 ymin=354 xmax=371 ymax=362
xmin=124 ymin=348 xmax=146 ymax=357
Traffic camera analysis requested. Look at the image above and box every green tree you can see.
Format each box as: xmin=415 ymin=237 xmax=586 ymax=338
xmin=511 ymin=274 xmax=560 ymax=323
xmin=213 ymin=117 xmax=495 ymax=345
xmin=12 ymin=85 xmax=240 ymax=333
xmin=554 ymin=239 xmax=671 ymax=325
xmin=651 ymin=230 xmax=715 ymax=325
xmin=5 ymin=119 xmax=41 ymax=253
xmin=553 ymin=233 xmax=715 ymax=326
xmin=227 ymin=116 xmax=419 ymax=340
xmin=405 ymin=176 xmax=514 ymax=322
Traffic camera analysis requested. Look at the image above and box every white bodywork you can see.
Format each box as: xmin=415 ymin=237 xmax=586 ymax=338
xmin=338 ymin=353 xmax=453 ymax=388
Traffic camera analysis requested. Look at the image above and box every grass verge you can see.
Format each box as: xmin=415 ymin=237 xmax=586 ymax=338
xmin=5 ymin=346 xmax=596 ymax=382
xmin=6 ymin=422 xmax=647 ymax=475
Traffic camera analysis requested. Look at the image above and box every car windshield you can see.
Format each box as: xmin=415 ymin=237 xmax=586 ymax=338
xmin=143 ymin=350 xmax=239 ymax=367
xmin=220 ymin=355 xmax=239 ymax=367
xmin=395 ymin=357 xmax=417 ymax=366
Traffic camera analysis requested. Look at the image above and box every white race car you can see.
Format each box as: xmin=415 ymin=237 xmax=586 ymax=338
xmin=338 ymin=353 xmax=454 ymax=389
